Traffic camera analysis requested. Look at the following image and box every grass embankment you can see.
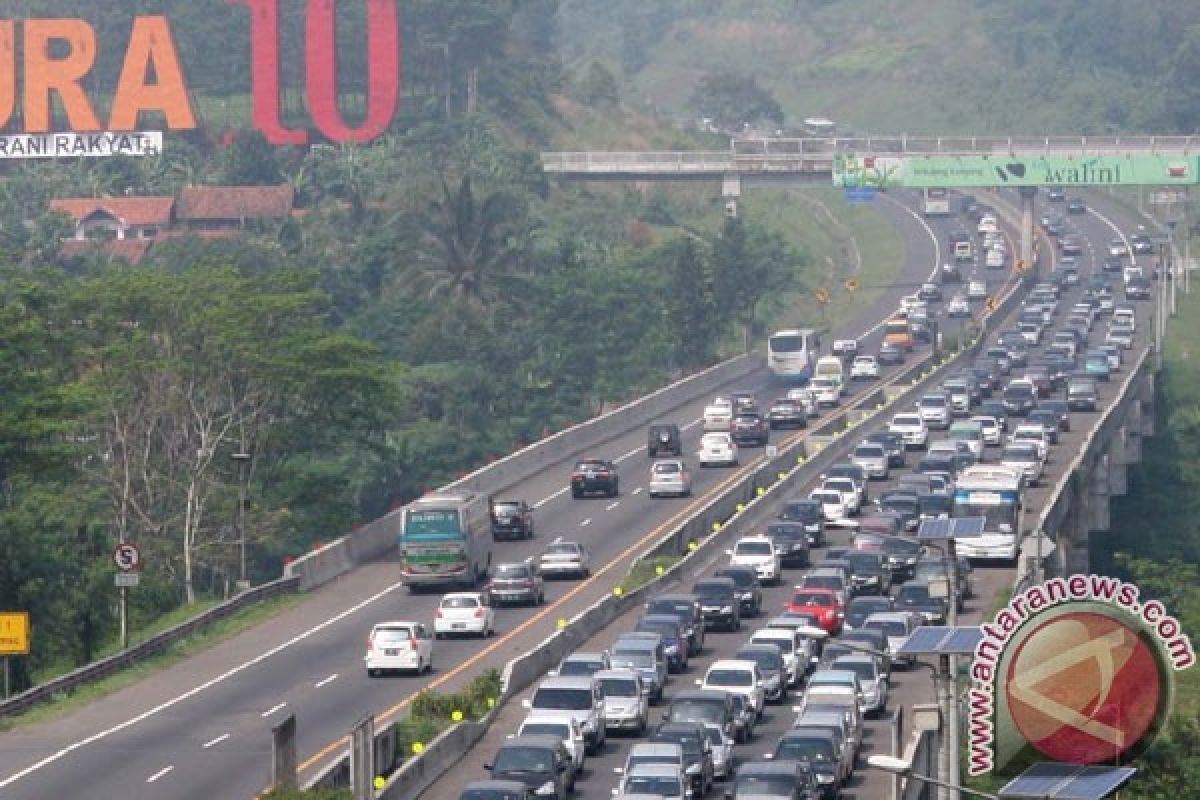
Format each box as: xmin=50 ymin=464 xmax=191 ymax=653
xmin=0 ymin=592 xmax=305 ymax=732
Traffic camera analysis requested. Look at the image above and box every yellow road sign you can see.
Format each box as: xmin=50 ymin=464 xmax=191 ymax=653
xmin=0 ymin=611 xmax=30 ymax=656
xmin=845 ymin=278 xmax=860 ymax=292
xmin=815 ymin=287 xmax=831 ymax=304
xmin=985 ymin=296 xmax=998 ymax=312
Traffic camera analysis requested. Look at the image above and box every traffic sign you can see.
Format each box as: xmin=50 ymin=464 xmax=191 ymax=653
xmin=1016 ymin=258 xmax=1029 ymax=273
xmin=845 ymin=278 xmax=860 ymax=292
xmin=115 ymin=573 xmax=141 ymax=588
xmin=0 ymin=612 xmax=30 ymax=656
xmin=985 ymin=296 xmax=998 ymax=312
xmin=814 ymin=288 xmax=831 ymax=304
xmin=845 ymin=186 xmax=878 ymax=204
xmin=113 ymin=542 xmax=141 ymax=572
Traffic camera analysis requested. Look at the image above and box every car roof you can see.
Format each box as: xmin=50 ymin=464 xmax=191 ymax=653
xmin=630 ymin=742 xmax=684 ymax=756
xmin=594 ymin=668 xmax=640 ymax=681
xmin=464 ymin=779 xmax=533 ymax=791
xmin=625 ymin=763 xmax=683 ymax=777
xmin=537 ymin=675 xmax=596 ymax=689
xmin=499 ymin=734 xmax=568 ymax=750
xmin=738 ymin=760 xmax=807 ymax=776
xmin=562 ymin=652 xmax=607 ymax=662
xmin=708 ymin=659 xmax=759 ymax=672
xmin=372 ymin=620 xmax=420 ymax=631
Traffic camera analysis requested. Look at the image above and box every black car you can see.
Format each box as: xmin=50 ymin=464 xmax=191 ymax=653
xmin=769 ymin=733 xmax=841 ymax=798
xmin=570 ymin=458 xmax=618 ymax=498
xmin=1102 ymin=255 xmax=1124 ymax=273
xmin=647 ymin=423 xmax=682 ymax=458
xmin=737 ymin=759 xmax=822 ymax=800
xmin=878 ymin=491 xmax=920 ymax=531
xmin=1067 ymin=197 xmax=1087 ymax=214
xmin=490 ymin=499 xmax=534 ymax=540
xmin=765 ymin=522 xmax=813 ymax=565
xmin=1028 ymin=409 xmax=1062 ymax=444
xmin=731 ymin=412 xmax=770 ymax=446
xmin=652 ymin=722 xmax=715 ymax=795
xmin=916 ymin=453 xmax=958 ymax=478
xmin=917 ymin=282 xmax=943 ymax=302
xmin=768 ymin=398 xmax=808 ymax=429
xmin=692 ymin=577 xmax=740 ymax=631
xmin=1047 ymin=186 xmax=1066 ymax=202
xmin=895 ymin=581 xmax=949 ymax=624
xmin=460 ymin=779 xmax=537 ymax=800
xmin=714 ymin=565 xmax=764 ymax=616
xmin=1002 ymin=382 xmax=1037 ymax=416
xmin=485 ymin=736 xmax=575 ymax=800
xmin=1130 ymin=233 xmax=1154 ymax=255
xmin=636 ymin=614 xmax=689 ymax=672
xmin=1125 ymin=278 xmax=1152 ymax=300
xmin=844 ymin=594 xmax=894 ymax=630
xmin=777 ymin=500 xmax=826 ymax=547
xmin=664 ymin=690 xmax=737 ymax=740
xmin=844 ymin=550 xmax=891 ymax=595
xmin=877 ymin=341 xmax=905 ymax=365
xmin=1039 ymin=399 xmax=1071 ymax=432
xmin=865 ymin=430 xmax=906 ymax=467
xmin=644 ymin=594 xmax=706 ymax=655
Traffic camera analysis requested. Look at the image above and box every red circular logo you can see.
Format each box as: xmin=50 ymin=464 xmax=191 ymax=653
xmin=1005 ymin=611 xmax=1164 ymax=763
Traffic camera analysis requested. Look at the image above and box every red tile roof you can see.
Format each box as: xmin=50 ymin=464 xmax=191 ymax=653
xmin=60 ymin=238 xmax=155 ymax=264
xmin=176 ymin=185 xmax=295 ymax=222
xmin=50 ymin=197 xmax=175 ymax=227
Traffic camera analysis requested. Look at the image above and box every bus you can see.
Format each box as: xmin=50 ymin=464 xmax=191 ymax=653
xmin=921 ymin=188 xmax=951 ymax=217
xmin=768 ymin=328 xmax=820 ymax=385
xmin=802 ymin=117 xmax=836 ymax=138
xmin=951 ymin=466 xmax=1023 ymax=562
xmin=398 ymin=491 xmax=493 ymax=589
xmin=883 ymin=317 xmax=914 ymax=352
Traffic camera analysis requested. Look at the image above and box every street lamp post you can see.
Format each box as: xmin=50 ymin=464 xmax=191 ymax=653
xmin=231 ymin=452 xmax=251 ymax=590
xmin=867 ymin=755 xmax=999 ymax=800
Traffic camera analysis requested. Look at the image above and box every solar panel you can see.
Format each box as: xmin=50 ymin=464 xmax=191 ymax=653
xmin=918 ymin=516 xmax=987 ymax=540
xmin=896 ymin=625 xmax=984 ymax=656
xmin=999 ymin=763 xmax=1137 ymax=799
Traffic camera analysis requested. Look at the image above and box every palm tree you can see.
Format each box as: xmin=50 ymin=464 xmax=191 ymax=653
xmin=417 ymin=174 xmax=524 ymax=307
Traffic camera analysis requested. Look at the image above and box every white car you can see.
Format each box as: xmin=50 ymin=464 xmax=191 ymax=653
xmin=728 ymin=535 xmax=782 ymax=584
xmin=947 ymin=294 xmax=972 ymax=318
xmin=617 ymin=763 xmax=689 ymax=800
xmin=786 ymin=387 xmax=820 ymax=417
xmin=1002 ymin=442 xmax=1045 ymax=486
xmin=594 ymin=669 xmax=649 ymax=734
xmin=698 ymin=659 xmax=766 ymax=716
xmin=1009 ymin=424 xmax=1050 ymax=461
xmin=698 ymin=432 xmax=739 ymax=467
xmin=516 ymin=713 xmax=588 ymax=772
xmin=821 ymin=477 xmax=861 ymax=516
xmin=889 ymin=412 xmax=929 ymax=449
xmin=649 ymin=459 xmax=693 ymax=498
xmin=850 ymin=355 xmax=880 ymax=379
xmin=750 ymin=627 xmax=815 ymax=686
xmin=365 ymin=620 xmax=434 ymax=676
xmin=830 ymin=655 xmax=889 ymax=717
xmin=806 ymin=669 xmax=867 ymax=716
xmin=1109 ymin=238 xmax=1129 ymax=257
xmin=811 ymin=377 xmax=841 ymax=406
xmin=967 ymin=279 xmax=988 ymax=300
xmin=917 ymin=393 xmax=951 ymax=430
xmin=702 ymin=397 xmax=733 ymax=432
xmin=539 ymin=538 xmax=591 ymax=578
xmin=433 ymin=592 xmax=495 ymax=639
xmin=851 ymin=442 xmax=889 ymax=479
xmin=809 ymin=488 xmax=848 ymax=522
xmin=971 ymin=415 xmax=1003 ymax=446
xmin=985 ymin=248 xmax=1006 ymax=269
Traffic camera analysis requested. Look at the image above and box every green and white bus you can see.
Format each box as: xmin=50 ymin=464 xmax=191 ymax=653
xmin=398 ymin=491 xmax=493 ymax=590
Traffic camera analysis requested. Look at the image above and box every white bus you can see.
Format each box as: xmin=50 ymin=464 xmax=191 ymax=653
xmin=921 ymin=188 xmax=952 ymax=216
xmin=951 ymin=466 xmax=1023 ymax=562
xmin=398 ymin=491 xmax=493 ymax=589
xmin=768 ymin=329 xmax=820 ymax=385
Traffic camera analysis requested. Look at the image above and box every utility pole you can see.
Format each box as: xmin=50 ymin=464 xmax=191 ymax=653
xmin=232 ymin=451 xmax=252 ymax=590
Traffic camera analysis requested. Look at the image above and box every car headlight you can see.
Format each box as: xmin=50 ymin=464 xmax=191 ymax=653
xmin=817 ymin=774 xmax=835 ymax=784
xmin=686 ymin=764 xmax=701 ymax=775
xmin=537 ymin=780 xmax=557 ymax=795
xmin=722 ymin=605 xmax=733 ymax=613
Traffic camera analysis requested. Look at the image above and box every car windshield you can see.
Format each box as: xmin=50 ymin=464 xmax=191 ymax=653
xmin=780 ymin=502 xmax=820 ymax=521
xmin=625 ymin=776 xmax=683 ymax=795
xmin=835 ymin=660 xmax=876 ymax=683
xmin=611 ymin=651 xmax=653 ymax=669
xmin=854 ymin=446 xmax=883 ymax=458
xmin=812 ymin=491 xmax=839 ymax=504
xmin=647 ymin=599 xmax=692 ymax=617
xmin=866 ymin=620 xmax=907 ymax=637
xmin=668 ymin=700 xmax=724 ymax=724
xmin=736 ymin=541 xmax=773 ymax=556
xmin=893 ymin=415 xmax=921 ymax=426
xmin=717 ymin=570 xmax=754 ymax=588
xmin=1005 ymin=445 xmax=1038 ymax=460
xmin=575 ymin=461 xmax=607 ymax=471
xmin=695 ymin=583 xmax=731 ymax=600
xmin=492 ymin=502 xmax=522 ymax=514
xmin=920 ymin=397 xmax=945 ymax=408
xmin=706 ymin=669 xmax=753 ymax=687
xmin=493 ymin=746 xmax=555 ymax=774
xmin=521 ymin=722 xmax=570 ymax=739
xmin=754 ymin=634 xmax=794 ymax=653
xmin=598 ymin=677 xmax=639 ymax=697
xmin=776 ymin=737 xmax=835 ymax=762
xmin=559 ymin=660 xmax=601 ymax=676
xmin=372 ymin=627 xmax=413 ymax=643
xmin=702 ymin=434 xmax=729 ymax=447
xmin=897 ymin=586 xmax=932 ymax=603
xmin=652 ymin=462 xmax=681 ymax=475
xmin=791 ymin=592 xmax=829 ymax=608
xmin=846 ymin=600 xmax=890 ymax=626
xmin=531 ymin=687 xmax=591 ymax=710
xmin=735 ymin=775 xmax=796 ymax=796
xmin=738 ymin=650 xmax=781 ymax=671
xmin=544 ymin=543 xmax=580 ymax=556
xmin=803 ymin=575 xmax=842 ymax=591
xmin=638 ymin=621 xmax=678 ymax=640
xmin=441 ymin=596 xmax=480 ymax=609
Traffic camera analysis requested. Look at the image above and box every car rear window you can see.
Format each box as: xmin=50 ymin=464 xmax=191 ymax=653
xmin=441 ymin=596 xmax=479 ymax=609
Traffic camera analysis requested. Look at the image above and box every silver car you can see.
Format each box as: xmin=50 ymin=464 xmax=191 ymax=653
xmin=649 ymin=459 xmax=693 ymax=498
xmin=702 ymin=724 xmax=735 ymax=780
xmin=831 ymin=654 xmax=888 ymax=717
xmin=851 ymin=442 xmax=889 ymax=480
xmin=538 ymin=539 xmax=591 ymax=578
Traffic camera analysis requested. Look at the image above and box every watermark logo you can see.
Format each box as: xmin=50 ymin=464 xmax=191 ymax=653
xmin=968 ymin=575 xmax=1195 ymax=775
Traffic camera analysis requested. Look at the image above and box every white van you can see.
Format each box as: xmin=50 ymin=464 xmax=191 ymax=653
xmin=814 ymin=356 xmax=846 ymax=395
xmin=949 ymin=420 xmax=985 ymax=460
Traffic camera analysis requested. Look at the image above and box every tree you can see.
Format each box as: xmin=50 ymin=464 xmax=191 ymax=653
xmin=663 ymin=238 xmax=718 ymax=370
xmin=1167 ymin=25 xmax=1200 ymax=132
xmin=221 ymin=130 xmax=283 ymax=186
xmin=711 ymin=217 xmax=803 ymax=351
xmin=688 ymin=71 xmax=785 ymax=132
xmin=577 ymin=61 xmax=620 ymax=109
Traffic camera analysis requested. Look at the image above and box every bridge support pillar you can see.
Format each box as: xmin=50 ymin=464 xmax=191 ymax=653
xmin=1108 ymin=435 xmax=1128 ymax=496
xmin=1019 ymin=187 xmax=1038 ymax=275
xmin=1139 ymin=374 xmax=1156 ymax=437
xmin=1088 ymin=454 xmax=1111 ymax=533
xmin=722 ymin=173 xmax=742 ymax=198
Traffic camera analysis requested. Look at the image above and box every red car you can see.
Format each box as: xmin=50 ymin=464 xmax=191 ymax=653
xmin=787 ymin=588 xmax=843 ymax=634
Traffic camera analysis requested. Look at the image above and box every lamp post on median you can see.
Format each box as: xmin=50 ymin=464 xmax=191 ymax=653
xmin=867 ymin=755 xmax=999 ymax=800
xmin=231 ymin=451 xmax=251 ymax=590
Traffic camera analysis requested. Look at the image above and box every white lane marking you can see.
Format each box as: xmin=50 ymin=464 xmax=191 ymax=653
xmin=0 ymin=579 xmax=408 ymax=791
xmin=682 ymin=418 xmax=703 ymax=431
xmin=260 ymin=702 xmax=287 ymax=718
xmin=606 ymin=501 xmax=620 ymax=511
xmin=858 ymin=193 xmax=941 ymax=339
xmin=580 ymin=518 xmax=592 ymax=527
xmin=203 ymin=734 xmax=230 ymax=749
xmin=146 ymin=766 xmax=174 ymax=783
xmin=613 ymin=445 xmax=643 ymax=464
xmin=533 ymin=487 xmax=568 ymax=509
xmin=314 ymin=673 xmax=338 ymax=689
xmin=632 ymin=487 xmax=644 ymax=495
xmin=1087 ymin=206 xmax=1134 ymax=262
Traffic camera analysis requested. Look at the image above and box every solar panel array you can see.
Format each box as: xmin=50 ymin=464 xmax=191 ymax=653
xmin=917 ymin=516 xmax=987 ymax=540
xmin=896 ymin=625 xmax=984 ymax=656
xmin=999 ymin=762 xmax=1137 ymax=799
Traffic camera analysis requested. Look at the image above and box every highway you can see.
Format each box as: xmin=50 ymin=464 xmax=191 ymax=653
xmin=418 ymin=190 xmax=1157 ymax=800
xmin=0 ymin=188 xmax=1146 ymax=800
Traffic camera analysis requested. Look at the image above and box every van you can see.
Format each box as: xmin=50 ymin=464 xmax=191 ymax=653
xmin=647 ymin=423 xmax=682 ymax=458
xmin=949 ymin=420 xmax=985 ymax=460
xmin=813 ymin=356 xmax=845 ymax=395
xmin=610 ymin=635 xmax=668 ymax=701
xmin=523 ymin=675 xmax=607 ymax=753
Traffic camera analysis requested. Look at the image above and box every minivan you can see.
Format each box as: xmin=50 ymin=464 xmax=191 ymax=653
xmin=949 ymin=420 xmax=985 ymax=460
xmin=610 ymin=636 xmax=668 ymax=702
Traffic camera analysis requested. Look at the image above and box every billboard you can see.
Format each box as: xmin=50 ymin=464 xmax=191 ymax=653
xmin=0 ymin=0 xmax=402 ymax=155
xmin=968 ymin=574 xmax=1195 ymax=776
xmin=833 ymin=153 xmax=1200 ymax=189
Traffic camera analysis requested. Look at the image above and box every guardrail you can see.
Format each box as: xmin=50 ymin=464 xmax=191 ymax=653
xmin=319 ymin=262 xmax=1029 ymax=797
xmin=0 ymin=576 xmax=300 ymax=719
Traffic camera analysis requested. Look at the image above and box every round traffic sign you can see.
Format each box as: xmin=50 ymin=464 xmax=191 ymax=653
xmin=985 ymin=296 xmax=998 ymax=312
xmin=113 ymin=542 xmax=141 ymax=572
xmin=845 ymin=278 xmax=859 ymax=292
xmin=815 ymin=288 xmax=831 ymax=304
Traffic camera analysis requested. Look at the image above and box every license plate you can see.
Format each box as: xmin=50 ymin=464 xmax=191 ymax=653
xmin=384 ymin=649 xmax=399 ymax=656
xmin=452 ymin=623 xmax=466 ymax=629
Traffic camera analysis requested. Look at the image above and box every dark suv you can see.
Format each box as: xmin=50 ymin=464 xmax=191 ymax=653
xmin=777 ymin=499 xmax=826 ymax=547
xmin=645 ymin=594 xmax=706 ymax=655
xmin=485 ymin=736 xmax=575 ymax=800
xmin=713 ymin=566 xmax=764 ymax=616
xmin=764 ymin=522 xmax=812 ymax=565
xmin=731 ymin=412 xmax=770 ymax=446
xmin=490 ymin=499 xmax=533 ymax=540
xmin=647 ymin=423 xmax=682 ymax=458
xmin=693 ymin=577 xmax=740 ymax=631
xmin=570 ymin=459 xmax=618 ymax=498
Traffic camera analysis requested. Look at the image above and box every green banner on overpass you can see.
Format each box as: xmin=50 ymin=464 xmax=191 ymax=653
xmin=833 ymin=153 xmax=1200 ymax=189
